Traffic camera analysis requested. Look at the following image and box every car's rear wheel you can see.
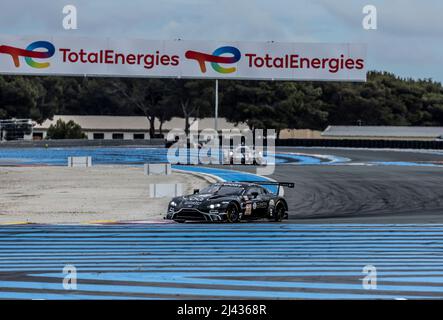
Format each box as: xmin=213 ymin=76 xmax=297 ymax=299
xmin=226 ymin=204 xmax=240 ymax=223
xmin=274 ymin=203 xmax=286 ymax=222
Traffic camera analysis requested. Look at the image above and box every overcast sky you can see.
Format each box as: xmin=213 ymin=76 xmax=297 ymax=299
xmin=1 ymin=0 xmax=442 ymax=81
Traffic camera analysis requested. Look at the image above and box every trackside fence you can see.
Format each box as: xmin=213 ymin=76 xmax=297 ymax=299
xmin=277 ymin=139 xmax=443 ymax=149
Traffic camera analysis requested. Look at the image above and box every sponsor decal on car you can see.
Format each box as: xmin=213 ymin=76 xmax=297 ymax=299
xmin=245 ymin=204 xmax=252 ymax=215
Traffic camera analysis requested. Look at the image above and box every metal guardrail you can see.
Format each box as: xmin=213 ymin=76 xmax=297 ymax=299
xmin=2 ymin=133 xmax=443 ymax=150
xmin=276 ymin=138 xmax=443 ymax=149
xmin=0 ymin=119 xmax=33 ymax=141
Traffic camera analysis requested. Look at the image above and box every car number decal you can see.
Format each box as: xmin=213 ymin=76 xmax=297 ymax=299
xmin=245 ymin=204 xmax=252 ymax=215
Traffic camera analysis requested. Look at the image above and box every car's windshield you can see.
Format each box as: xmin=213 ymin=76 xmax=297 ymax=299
xmin=199 ymin=185 xmax=244 ymax=196
xmin=216 ymin=186 xmax=244 ymax=196
xmin=199 ymin=185 xmax=220 ymax=194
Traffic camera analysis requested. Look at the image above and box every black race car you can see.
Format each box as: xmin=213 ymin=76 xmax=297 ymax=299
xmin=165 ymin=181 xmax=293 ymax=223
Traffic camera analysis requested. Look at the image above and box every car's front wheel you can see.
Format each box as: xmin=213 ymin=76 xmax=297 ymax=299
xmin=226 ymin=204 xmax=240 ymax=223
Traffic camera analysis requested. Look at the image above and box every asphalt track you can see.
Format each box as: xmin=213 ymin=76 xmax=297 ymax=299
xmin=231 ymin=147 xmax=443 ymax=224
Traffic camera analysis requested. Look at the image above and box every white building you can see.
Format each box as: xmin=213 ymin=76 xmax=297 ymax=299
xmin=33 ymin=115 xmax=249 ymax=140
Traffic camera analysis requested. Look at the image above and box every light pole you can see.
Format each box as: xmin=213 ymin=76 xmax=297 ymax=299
xmin=215 ymin=79 xmax=219 ymax=132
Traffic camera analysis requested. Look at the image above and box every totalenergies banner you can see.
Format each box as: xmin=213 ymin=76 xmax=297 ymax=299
xmin=0 ymin=35 xmax=367 ymax=81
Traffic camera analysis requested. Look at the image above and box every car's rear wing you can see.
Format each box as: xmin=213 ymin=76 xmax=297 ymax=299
xmin=240 ymin=181 xmax=294 ymax=196
xmin=241 ymin=181 xmax=294 ymax=188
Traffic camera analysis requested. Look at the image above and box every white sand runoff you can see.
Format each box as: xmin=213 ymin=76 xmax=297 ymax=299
xmin=0 ymin=165 xmax=212 ymax=224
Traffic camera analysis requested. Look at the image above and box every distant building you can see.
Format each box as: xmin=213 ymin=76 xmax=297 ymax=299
xmin=322 ymin=126 xmax=443 ymax=141
xmin=28 ymin=116 xmax=443 ymax=142
xmin=33 ymin=115 xmax=249 ymax=140
xmin=279 ymin=129 xmax=323 ymax=139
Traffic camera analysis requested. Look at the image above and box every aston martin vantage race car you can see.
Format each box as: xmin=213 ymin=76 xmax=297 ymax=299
xmin=165 ymin=181 xmax=294 ymax=223
xmin=222 ymin=145 xmax=266 ymax=165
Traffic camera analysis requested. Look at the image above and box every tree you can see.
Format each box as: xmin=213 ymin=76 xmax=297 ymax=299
xmin=32 ymin=77 xmax=64 ymax=123
xmin=280 ymin=83 xmax=328 ymax=131
xmin=0 ymin=76 xmax=63 ymax=123
xmin=46 ymin=119 xmax=86 ymax=139
xmin=164 ymin=80 xmax=213 ymax=135
xmin=4 ymin=71 xmax=443 ymax=134
xmin=221 ymin=81 xmax=327 ymax=137
xmin=109 ymin=78 xmax=169 ymax=138
xmin=221 ymin=81 xmax=277 ymax=129
xmin=58 ymin=78 xmax=127 ymax=116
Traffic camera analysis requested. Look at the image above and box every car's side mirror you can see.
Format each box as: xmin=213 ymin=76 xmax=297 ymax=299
xmin=251 ymin=192 xmax=259 ymax=198
xmin=193 ymin=189 xmax=200 ymax=194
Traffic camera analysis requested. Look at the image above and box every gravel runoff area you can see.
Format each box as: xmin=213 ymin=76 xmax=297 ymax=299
xmin=0 ymin=165 xmax=211 ymax=224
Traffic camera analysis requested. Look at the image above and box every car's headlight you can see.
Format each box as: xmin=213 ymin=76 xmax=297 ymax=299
xmin=208 ymin=203 xmax=221 ymax=209
xmin=170 ymin=201 xmax=177 ymax=207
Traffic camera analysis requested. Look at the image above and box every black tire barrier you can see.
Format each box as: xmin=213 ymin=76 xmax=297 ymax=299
xmin=276 ymin=139 xmax=443 ymax=150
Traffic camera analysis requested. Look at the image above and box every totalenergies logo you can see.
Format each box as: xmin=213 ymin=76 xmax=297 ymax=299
xmin=185 ymin=46 xmax=241 ymax=74
xmin=0 ymin=41 xmax=55 ymax=69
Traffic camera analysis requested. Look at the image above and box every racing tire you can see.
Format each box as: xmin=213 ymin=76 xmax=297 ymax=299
xmin=226 ymin=204 xmax=240 ymax=223
xmin=274 ymin=203 xmax=286 ymax=222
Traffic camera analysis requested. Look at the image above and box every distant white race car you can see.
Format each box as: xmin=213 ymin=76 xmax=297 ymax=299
xmin=223 ymin=145 xmax=266 ymax=165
